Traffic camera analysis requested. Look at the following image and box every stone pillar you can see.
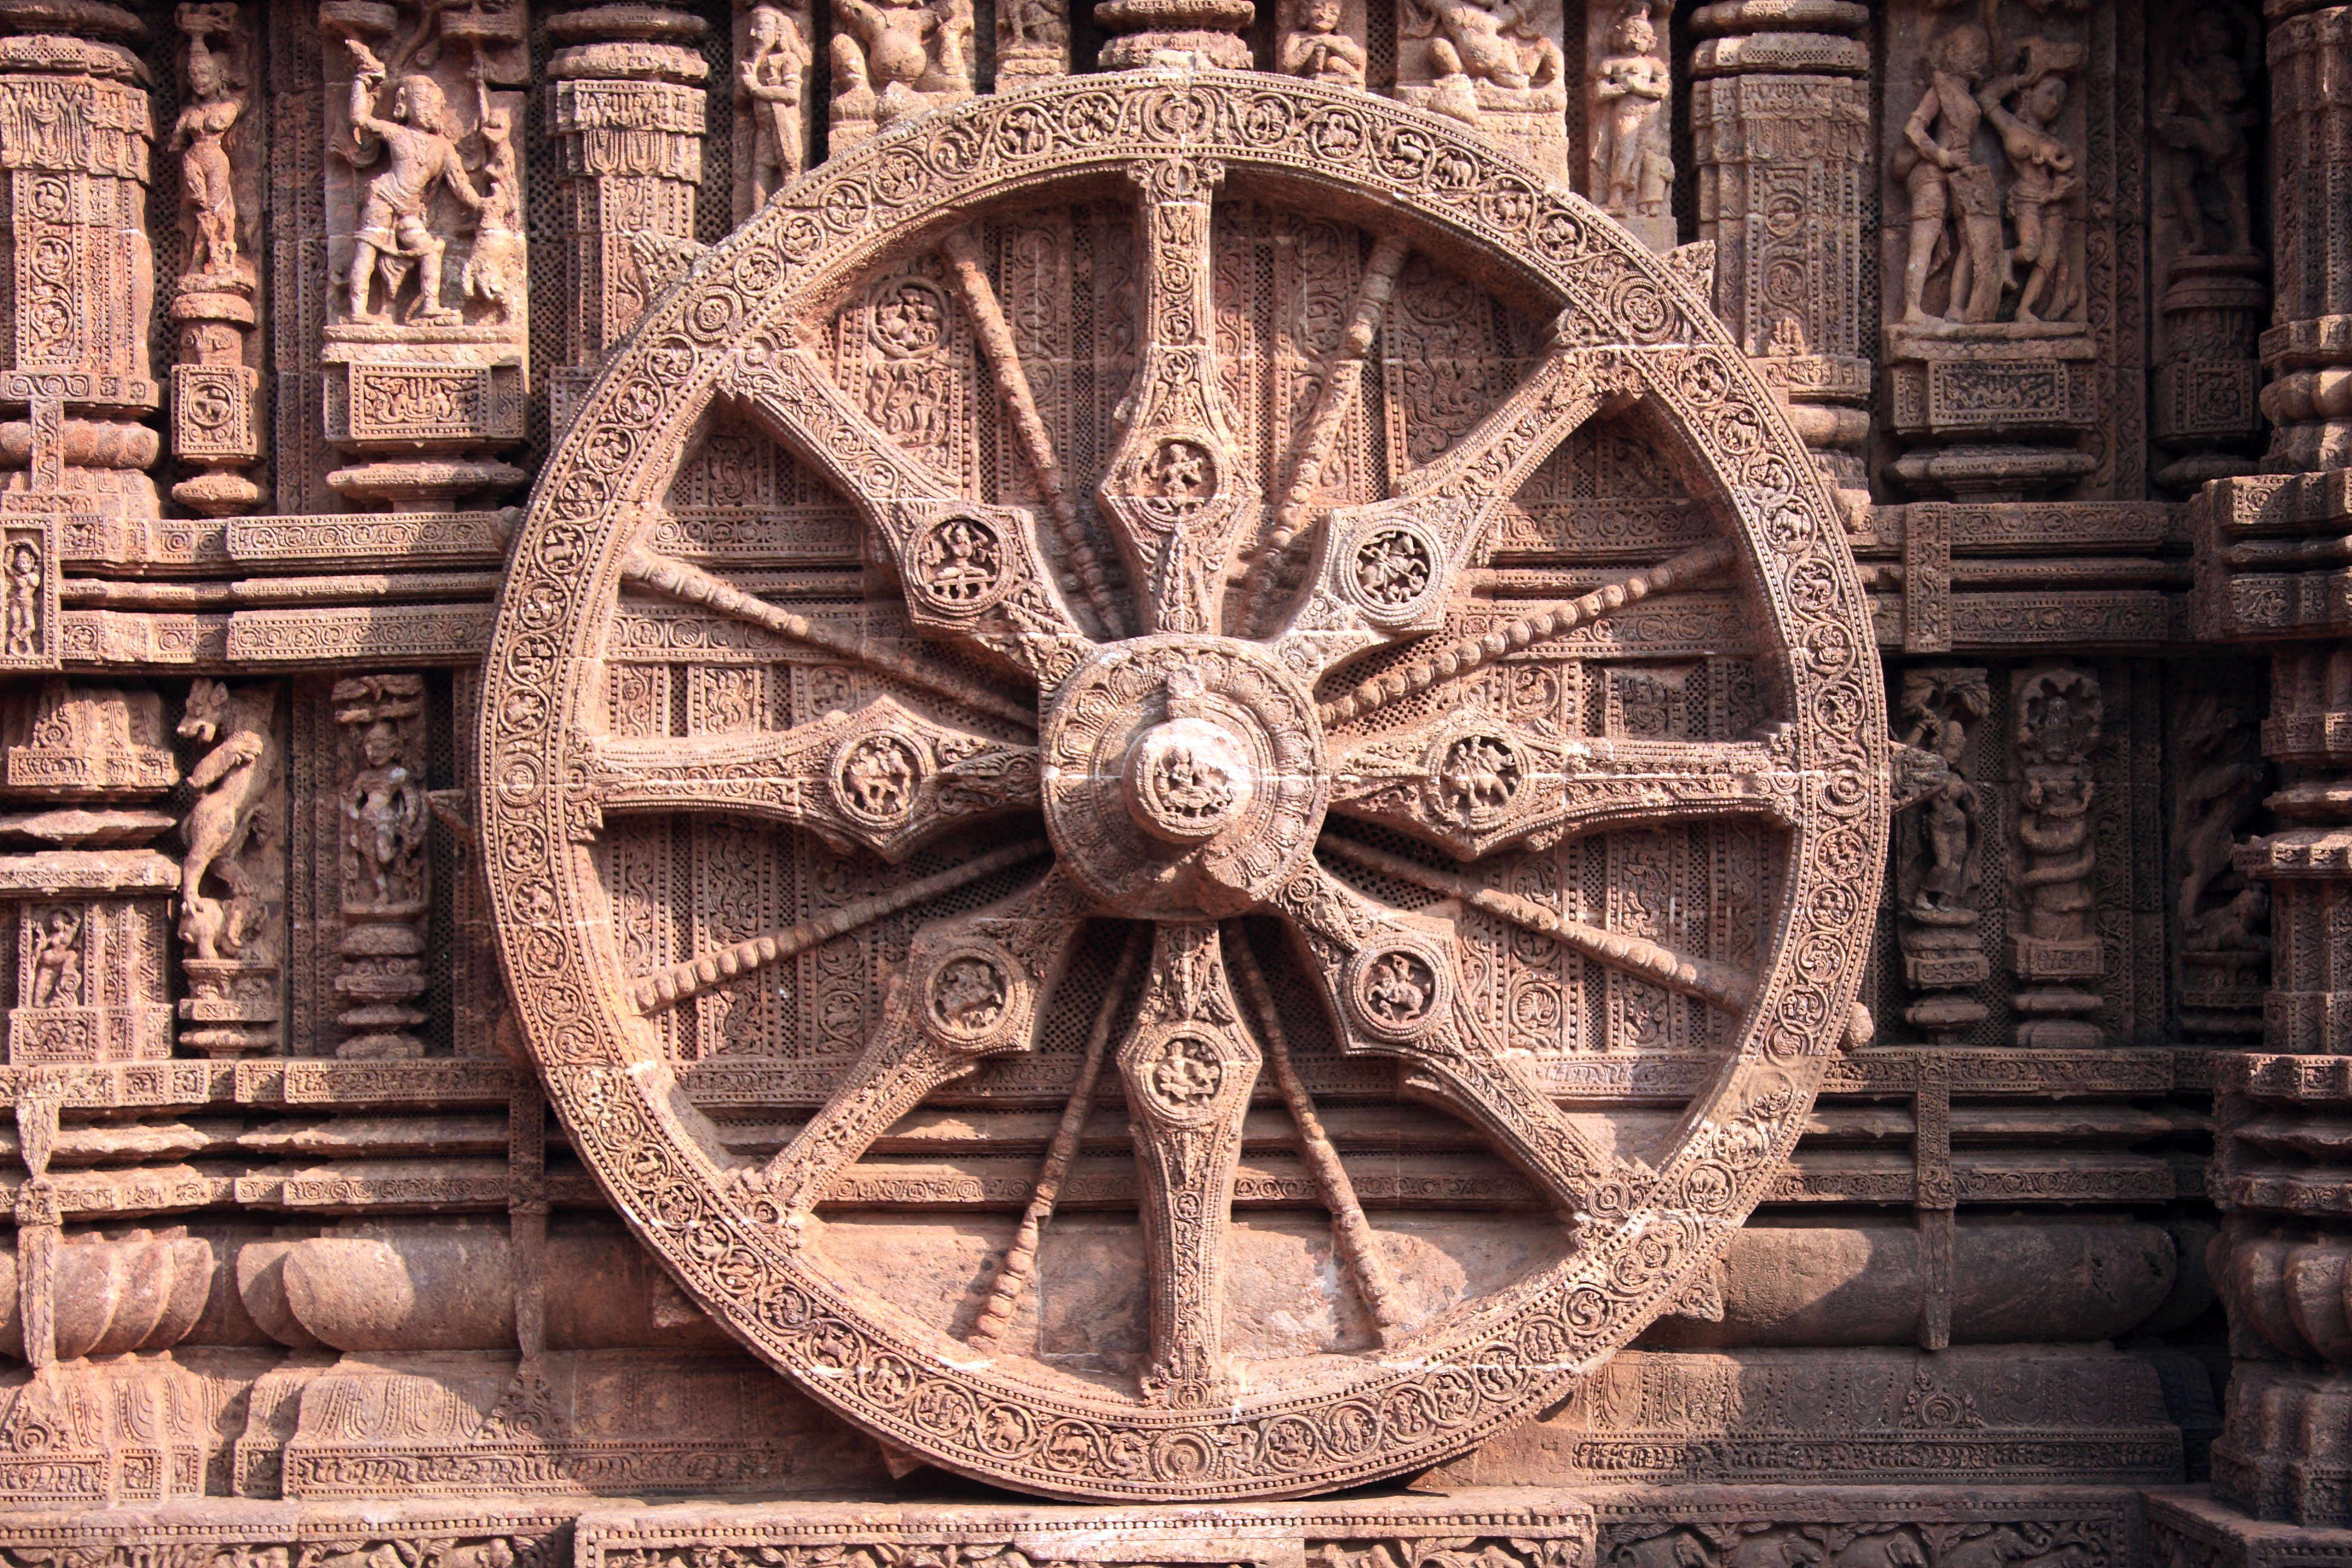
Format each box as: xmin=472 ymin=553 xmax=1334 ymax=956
xmin=2262 ymin=4 xmax=2352 ymax=474
xmin=1690 ymin=0 xmax=1871 ymax=505
xmin=547 ymin=0 xmax=708 ymax=434
xmin=2191 ymin=5 xmax=2352 ymax=1537
xmin=0 ymin=0 xmax=159 ymax=521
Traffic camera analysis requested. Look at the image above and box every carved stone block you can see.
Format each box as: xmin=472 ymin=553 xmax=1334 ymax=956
xmin=172 ymin=361 xmax=263 ymax=462
xmin=575 ymin=1493 xmax=1596 ymax=1568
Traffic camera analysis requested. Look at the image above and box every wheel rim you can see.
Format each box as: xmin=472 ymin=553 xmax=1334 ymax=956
xmin=482 ymin=70 xmax=1887 ymax=1501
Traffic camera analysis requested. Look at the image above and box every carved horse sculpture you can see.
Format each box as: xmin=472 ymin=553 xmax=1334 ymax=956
xmin=177 ymin=679 xmax=279 ymax=959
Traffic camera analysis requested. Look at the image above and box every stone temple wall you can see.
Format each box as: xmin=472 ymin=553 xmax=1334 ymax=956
xmin=0 ymin=0 xmax=2339 ymax=1560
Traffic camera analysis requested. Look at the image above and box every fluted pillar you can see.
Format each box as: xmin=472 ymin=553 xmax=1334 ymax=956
xmin=0 ymin=0 xmax=157 ymax=542
xmin=547 ymin=0 xmax=709 ymax=433
xmin=1690 ymin=0 xmax=1871 ymax=510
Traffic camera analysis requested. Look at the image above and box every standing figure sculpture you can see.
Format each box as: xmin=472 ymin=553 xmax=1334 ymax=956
xmin=1896 ymin=22 xmax=2001 ymax=325
xmin=172 ymin=11 xmax=246 ymax=281
xmin=1978 ymin=39 xmax=2082 ymax=323
xmin=344 ymin=714 xmax=430 ymax=909
xmin=4 ymin=541 xmax=41 ymax=658
xmin=739 ymin=1 xmax=808 ymax=207
xmin=28 ymin=909 xmax=80 ymax=1008
xmin=2154 ymin=9 xmax=2258 ymax=257
xmin=1591 ymin=2 xmax=1670 ymax=224
xmin=341 ymin=41 xmax=483 ymax=324
xmin=457 ymin=70 xmax=524 ymax=324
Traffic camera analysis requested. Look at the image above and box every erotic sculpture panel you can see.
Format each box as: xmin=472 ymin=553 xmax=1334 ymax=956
xmin=482 ymin=72 xmax=1887 ymax=1500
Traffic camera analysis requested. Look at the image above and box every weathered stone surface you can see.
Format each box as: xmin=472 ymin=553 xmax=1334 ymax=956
xmin=0 ymin=0 xmax=2314 ymax=1549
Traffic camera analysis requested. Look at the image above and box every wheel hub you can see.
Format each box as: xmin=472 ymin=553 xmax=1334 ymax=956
xmin=1042 ymin=635 xmax=1327 ymax=920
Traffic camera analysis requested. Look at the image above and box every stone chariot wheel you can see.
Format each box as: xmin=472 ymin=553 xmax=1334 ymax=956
xmin=482 ymin=71 xmax=1887 ymax=1501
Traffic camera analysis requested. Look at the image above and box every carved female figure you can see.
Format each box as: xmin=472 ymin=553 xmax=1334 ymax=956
xmin=4 ymin=541 xmax=41 ymax=656
xmin=739 ymin=1 xmax=807 ymax=206
xmin=28 ymin=907 xmax=80 ymax=1008
xmin=1979 ymin=42 xmax=2082 ymax=323
xmin=172 ymin=18 xmax=245 ymax=281
xmin=1897 ymin=22 xmax=2001 ymax=325
xmin=457 ymin=77 xmax=524 ymax=324
xmin=1592 ymin=3 xmax=1670 ymax=222
xmin=2154 ymin=9 xmax=2258 ymax=257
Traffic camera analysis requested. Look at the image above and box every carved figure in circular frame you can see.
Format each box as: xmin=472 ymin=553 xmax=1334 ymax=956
xmin=483 ymin=71 xmax=1886 ymax=1503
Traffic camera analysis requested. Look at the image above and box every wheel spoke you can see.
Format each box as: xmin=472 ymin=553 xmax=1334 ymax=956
xmin=1237 ymin=231 xmax=1413 ymax=638
xmin=630 ymin=838 xmax=1050 ymax=1014
xmin=1113 ymin=921 xmax=1259 ymax=1406
xmin=717 ymin=347 xmax=1094 ymax=684
xmin=967 ymin=926 xmax=1147 ymax=1350
xmin=1229 ymin=936 xmax=1411 ymax=1348
xmin=583 ymin=696 xmax=1037 ymax=861
xmin=739 ymin=866 xmax=1089 ymax=1243
xmin=1316 ymin=836 xmax=1757 ymax=1013
xmin=1270 ymin=339 xmax=1645 ymax=681
xmin=939 ymin=227 xmax=1128 ymax=640
xmin=1272 ymin=859 xmax=1621 ymax=1215
xmin=1095 ymin=158 xmax=1257 ymax=635
xmin=622 ymin=547 xmax=1038 ymax=729
xmin=1329 ymin=709 xmax=1800 ymax=859
xmin=1317 ymin=541 xmax=1734 ymax=728
xmin=1393 ymin=335 xmax=1640 ymax=505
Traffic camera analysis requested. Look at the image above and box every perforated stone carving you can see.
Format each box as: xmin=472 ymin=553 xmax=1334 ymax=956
xmin=483 ymin=71 xmax=1885 ymax=1501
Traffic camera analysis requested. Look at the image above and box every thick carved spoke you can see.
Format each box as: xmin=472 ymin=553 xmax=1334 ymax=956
xmin=1329 ymin=710 xmax=1800 ymax=860
xmin=740 ymin=866 xmax=1089 ymax=1242
xmin=1318 ymin=541 xmax=1735 ymax=727
xmin=621 ymin=548 xmax=1037 ymax=729
xmin=1272 ymin=860 xmax=1622 ymax=1214
xmin=1268 ymin=338 xmax=1644 ymax=679
xmin=1096 ymin=159 xmax=1258 ymax=635
xmin=718 ymin=348 xmax=1093 ymax=684
xmin=939 ymin=228 xmax=1128 ymax=641
xmin=1318 ymin=836 xmax=1757 ymax=1013
xmin=1393 ymin=335 xmax=1641 ymax=506
xmin=630 ymin=838 xmax=1050 ymax=1014
xmin=1114 ymin=921 xmax=1259 ymax=1406
xmin=582 ymin=696 xmax=1037 ymax=862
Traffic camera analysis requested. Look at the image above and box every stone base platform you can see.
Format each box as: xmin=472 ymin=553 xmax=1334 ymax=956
xmin=2151 ymin=1489 xmax=2352 ymax=1568
xmin=0 ymin=1485 xmax=2199 ymax=1568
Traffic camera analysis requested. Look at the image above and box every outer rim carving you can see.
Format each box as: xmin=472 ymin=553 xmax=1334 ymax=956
xmin=483 ymin=70 xmax=1889 ymax=1503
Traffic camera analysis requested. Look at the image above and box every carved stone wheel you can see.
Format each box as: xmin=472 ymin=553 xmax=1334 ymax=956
xmin=483 ymin=71 xmax=1887 ymax=1501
